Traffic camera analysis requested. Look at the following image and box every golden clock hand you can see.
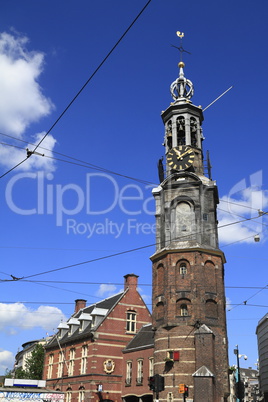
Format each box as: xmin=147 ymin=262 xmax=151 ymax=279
xmin=178 ymin=149 xmax=192 ymax=159
xmin=174 ymin=148 xmax=181 ymax=156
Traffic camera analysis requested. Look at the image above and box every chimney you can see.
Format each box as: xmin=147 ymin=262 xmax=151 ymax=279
xmin=75 ymin=299 xmax=87 ymax=314
xmin=124 ymin=274 xmax=139 ymax=291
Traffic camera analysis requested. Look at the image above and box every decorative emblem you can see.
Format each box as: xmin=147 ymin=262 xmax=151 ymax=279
xmin=103 ymin=359 xmax=115 ymax=374
xmin=176 ymin=31 xmax=184 ymax=39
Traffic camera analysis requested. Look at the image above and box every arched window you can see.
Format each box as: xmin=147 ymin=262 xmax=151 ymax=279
xmin=176 ymin=298 xmax=191 ymax=317
xmin=126 ymin=360 xmax=132 ymax=385
xmin=176 ymin=116 xmax=185 ymax=145
xmin=180 ymin=262 xmax=187 ymax=275
xmin=137 ymin=359 xmax=143 ymax=384
xmin=78 ymin=387 xmax=85 ymax=402
xmin=149 ymin=357 xmax=154 ymax=377
xmin=166 ymin=120 xmax=173 ymax=149
xmin=190 ymin=117 xmax=198 ymax=147
xmin=204 ymin=261 xmax=216 ymax=293
xmin=156 ymin=301 xmax=165 ymax=321
xmin=205 ymin=299 xmax=218 ymax=319
xmin=66 ymin=388 xmax=72 ymax=402
xmin=176 ymin=202 xmax=193 ymax=236
xmin=156 ymin=264 xmax=164 ymax=296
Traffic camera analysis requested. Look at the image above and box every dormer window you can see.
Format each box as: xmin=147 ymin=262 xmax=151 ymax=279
xmin=90 ymin=307 xmax=108 ymax=328
xmin=78 ymin=313 xmax=92 ymax=332
xmin=57 ymin=322 xmax=69 ymax=339
xmin=67 ymin=318 xmax=80 ymax=336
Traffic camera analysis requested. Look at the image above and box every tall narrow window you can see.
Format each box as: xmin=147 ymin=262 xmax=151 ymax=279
xmin=176 ymin=202 xmax=192 ymax=234
xmin=137 ymin=359 xmax=143 ymax=384
xmin=57 ymin=351 xmax=64 ymax=378
xmin=81 ymin=345 xmax=88 ymax=375
xmin=166 ymin=120 xmax=173 ymax=149
xmin=156 ymin=265 xmax=164 ymax=296
xmin=78 ymin=387 xmax=85 ymax=402
xmin=149 ymin=357 xmax=154 ymax=377
xmin=66 ymin=389 xmax=72 ymax=402
xmin=126 ymin=310 xmax=136 ymax=333
xmin=176 ymin=116 xmax=185 ymax=145
xmin=68 ymin=348 xmax=75 ymax=376
xmin=47 ymin=353 xmax=54 ymax=379
xmin=126 ymin=361 xmax=132 ymax=385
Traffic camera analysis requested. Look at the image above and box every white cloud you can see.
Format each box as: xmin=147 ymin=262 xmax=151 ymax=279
xmin=96 ymin=284 xmax=117 ymax=297
xmin=0 ymin=132 xmax=57 ymax=172
xmin=0 ymin=349 xmax=14 ymax=374
xmin=218 ymin=182 xmax=268 ymax=245
xmin=0 ymin=303 xmax=66 ymax=335
xmin=0 ymin=32 xmax=54 ymax=135
xmin=0 ymin=31 xmax=56 ymax=172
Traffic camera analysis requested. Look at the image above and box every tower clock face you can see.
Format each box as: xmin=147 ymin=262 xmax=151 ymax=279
xmin=167 ymin=146 xmax=195 ymax=171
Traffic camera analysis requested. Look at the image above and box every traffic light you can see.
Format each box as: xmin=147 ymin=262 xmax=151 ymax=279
xmin=148 ymin=376 xmax=156 ymax=391
xmin=179 ymin=384 xmax=189 ymax=396
xmin=155 ymin=374 xmax=165 ymax=392
xmin=148 ymin=375 xmax=165 ymax=392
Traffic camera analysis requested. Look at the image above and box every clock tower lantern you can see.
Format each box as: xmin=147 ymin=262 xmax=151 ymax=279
xmin=151 ymin=55 xmax=229 ymax=401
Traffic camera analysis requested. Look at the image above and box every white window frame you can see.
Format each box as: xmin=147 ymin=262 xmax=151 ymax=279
xmin=47 ymin=353 xmax=54 ymax=379
xmin=126 ymin=311 xmax=136 ymax=333
xmin=137 ymin=359 xmax=143 ymax=384
xmin=68 ymin=348 xmax=75 ymax=376
xmin=57 ymin=351 xmax=64 ymax=378
xmin=80 ymin=345 xmax=88 ymax=375
xmin=126 ymin=360 xmax=132 ymax=385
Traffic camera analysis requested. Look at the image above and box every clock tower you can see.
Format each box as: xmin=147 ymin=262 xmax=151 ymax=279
xmin=151 ymin=56 xmax=229 ymax=401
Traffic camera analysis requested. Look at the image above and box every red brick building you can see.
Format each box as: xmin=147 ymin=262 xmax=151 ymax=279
xmin=122 ymin=323 xmax=154 ymax=402
xmin=43 ymin=274 xmax=152 ymax=402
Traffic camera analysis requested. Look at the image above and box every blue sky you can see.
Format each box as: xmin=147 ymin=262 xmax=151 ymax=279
xmin=0 ymin=0 xmax=268 ymax=374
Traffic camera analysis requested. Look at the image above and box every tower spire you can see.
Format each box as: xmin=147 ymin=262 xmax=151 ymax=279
xmin=170 ymin=32 xmax=194 ymax=101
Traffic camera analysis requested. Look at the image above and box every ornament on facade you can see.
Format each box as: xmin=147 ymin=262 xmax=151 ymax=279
xmin=103 ymin=359 xmax=115 ymax=374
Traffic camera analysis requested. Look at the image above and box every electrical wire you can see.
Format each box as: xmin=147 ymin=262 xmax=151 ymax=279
xmin=0 ymin=137 xmax=155 ymax=185
xmin=0 ymin=0 xmax=153 ymax=180
xmin=0 ymin=211 xmax=265 ymax=283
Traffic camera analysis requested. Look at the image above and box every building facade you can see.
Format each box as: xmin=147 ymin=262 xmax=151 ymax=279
xmin=256 ymin=313 xmax=268 ymax=400
xmin=151 ymin=60 xmax=229 ymax=401
xmin=43 ymin=274 xmax=152 ymax=402
xmin=122 ymin=323 xmax=154 ymax=402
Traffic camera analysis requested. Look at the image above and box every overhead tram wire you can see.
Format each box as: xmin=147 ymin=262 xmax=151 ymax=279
xmin=0 ymin=140 xmax=155 ymax=185
xmin=0 ymin=0 xmax=153 ymax=180
xmin=1 ymin=211 xmax=266 ymax=283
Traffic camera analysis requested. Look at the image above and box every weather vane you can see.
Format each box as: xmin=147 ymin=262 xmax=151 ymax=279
xmin=171 ymin=31 xmax=191 ymax=61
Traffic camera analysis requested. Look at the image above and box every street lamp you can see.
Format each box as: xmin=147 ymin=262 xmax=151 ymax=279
xmin=234 ymin=345 xmax=247 ymax=401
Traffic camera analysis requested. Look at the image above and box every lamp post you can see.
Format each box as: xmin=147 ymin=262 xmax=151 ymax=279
xmin=234 ymin=345 xmax=247 ymax=401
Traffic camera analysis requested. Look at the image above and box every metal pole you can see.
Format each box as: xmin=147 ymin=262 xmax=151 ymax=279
xmin=235 ymin=345 xmax=241 ymax=401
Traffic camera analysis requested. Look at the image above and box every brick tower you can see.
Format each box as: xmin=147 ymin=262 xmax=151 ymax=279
xmin=151 ymin=49 xmax=229 ymax=401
